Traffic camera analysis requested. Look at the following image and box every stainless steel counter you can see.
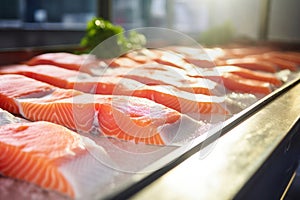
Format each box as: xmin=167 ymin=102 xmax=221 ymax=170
xmin=130 ymin=78 xmax=300 ymax=200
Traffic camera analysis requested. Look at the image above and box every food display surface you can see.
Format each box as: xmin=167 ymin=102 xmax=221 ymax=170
xmin=131 ymin=81 xmax=300 ymax=200
xmin=0 ymin=45 xmax=299 ymax=199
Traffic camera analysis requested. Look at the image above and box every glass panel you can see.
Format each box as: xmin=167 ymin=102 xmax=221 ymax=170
xmin=268 ymin=0 xmax=300 ymax=42
xmin=0 ymin=0 xmax=97 ymax=30
xmin=0 ymin=0 xmax=22 ymax=28
xmin=111 ymin=0 xmax=261 ymax=42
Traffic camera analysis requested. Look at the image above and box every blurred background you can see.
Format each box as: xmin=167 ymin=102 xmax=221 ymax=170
xmin=0 ymin=0 xmax=300 ymax=49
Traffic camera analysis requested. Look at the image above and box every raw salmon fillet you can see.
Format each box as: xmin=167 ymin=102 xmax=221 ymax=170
xmin=106 ymin=50 xmax=281 ymax=94
xmin=0 ymin=65 xmax=229 ymax=116
xmin=130 ymin=85 xmax=229 ymax=118
xmin=125 ymin=48 xmax=197 ymax=72
xmin=115 ymin=63 xmax=279 ymax=95
xmin=124 ymin=48 xmax=158 ymax=64
xmin=0 ymin=74 xmax=54 ymax=114
xmin=245 ymin=54 xmax=298 ymax=71
xmin=20 ymin=48 xmax=285 ymax=95
xmin=102 ymin=62 xmax=280 ymax=93
xmin=25 ymin=52 xmax=109 ymax=74
xmin=0 ymin=64 xmax=215 ymax=95
xmin=108 ymin=56 xmax=144 ymax=68
xmin=127 ymin=66 xmax=274 ymax=95
xmin=217 ymin=58 xmax=278 ymax=73
xmin=117 ymin=83 xmax=224 ymax=116
xmin=198 ymin=66 xmax=280 ymax=94
xmin=218 ymin=73 xmax=272 ymax=94
xmin=0 ymin=63 xmax=279 ymax=95
xmin=165 ymin=46 xmax=215 ymax=68
xmin=218 ymin=47 xmax=273 ymax=58
xmin=122 ymin=48 xmax=210 ymax=77
xmin=211 ymin=66 xmax=282 ymax=86
xmin=70 ymin=78 xmax=229 ymax=118
xmin=80 ymin=76 xmax=227 ymax=118
xmin=0 ymin=74 xmax=205 ymax=145
xmin=168 ymin=46 xmax=298 ymax=73
xmin=99 ymin=63 xmax=216 ymax=95
xmin=0 ymin=64 xmax=80 ymax=88
xmin=166 ymin=46 xmax=272 ymax=64
xmin=0 ymin=121 xmax=113 ymax=199
xmin=265 ymin=51 xmax=300 ymax=65
xmin=17 ymin=91 xmax=194 ymax=145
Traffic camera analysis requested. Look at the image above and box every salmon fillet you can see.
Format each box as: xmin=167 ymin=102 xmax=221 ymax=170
xmin=0 ymin=74 xmax=54 ymax=114
xmin=0 ymin=74 xmax=206 ymax=145
xmin=0 ymin=121 xmax=83 ymax=198
xmin=17 ymin=91 xmax=187 ymax=145
xmin=0 ymin=64 xmax=79 ymax=88
xmin=0 ymin=66 xmax=229 ymax=116
xmin=107 ymin=51 xmax=281 ymax=93
xmin=218 ymin=58 xmax=278 ymax=73
xmin=100 ymin=63 xmax=216 ymax=95
xmin=0 ymin=120 xmax=117 ymax=199
xmin=265 ymin=51 xmax=300 ymax=65
xmin=211 ymin=66 xmax=282 ymax=86
xmin=105 ymin=63 xmax=281 ymax=90
xmin=25 ymin=52 xmax=108 ymax=74
xmin=219 ymin=73 xmax=272 ymax=94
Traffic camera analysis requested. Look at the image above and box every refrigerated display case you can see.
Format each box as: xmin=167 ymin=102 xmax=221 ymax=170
xmin=0 ymin=1 xmax=300 ymax=200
